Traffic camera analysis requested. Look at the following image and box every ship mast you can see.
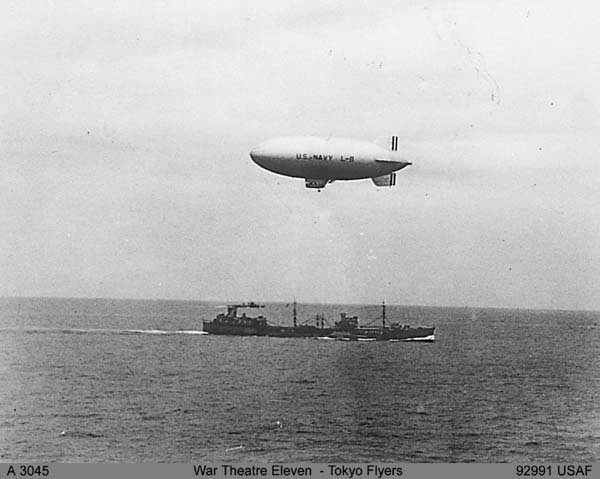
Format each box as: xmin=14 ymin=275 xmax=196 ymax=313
xmin=293 ymin=300 xmax=297 ymax=328
xmin=382 ymin=300 xmax=386 ymax=328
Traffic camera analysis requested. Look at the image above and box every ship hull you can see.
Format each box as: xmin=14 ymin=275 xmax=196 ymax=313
xmin=203 ymin=321 xmax=434 ymax=341
xmin=328 ymin=327 xmax=435 ymax=342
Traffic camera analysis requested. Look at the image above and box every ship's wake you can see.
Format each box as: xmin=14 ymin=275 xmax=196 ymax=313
xmin=0 ymin=327 xmax=208 ymax=336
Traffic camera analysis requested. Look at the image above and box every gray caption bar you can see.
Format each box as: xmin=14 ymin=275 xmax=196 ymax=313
xmin=1 ymin=463 xmax=597 ymax=479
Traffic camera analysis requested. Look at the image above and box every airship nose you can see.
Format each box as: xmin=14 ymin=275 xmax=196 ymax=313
xmin=250 ymin=140 xmax=281 ymax=172
xmin=249 ymin=145 xmax=266 ymax=165
xmin=249 ymin=147 xmax=258 ymax=161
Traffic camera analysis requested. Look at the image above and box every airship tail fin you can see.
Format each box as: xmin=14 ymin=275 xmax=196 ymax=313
xmin=373 ymin=135 xmax=400 ymax=151
xmin=372 ymin=173 xmax=396 ymax=187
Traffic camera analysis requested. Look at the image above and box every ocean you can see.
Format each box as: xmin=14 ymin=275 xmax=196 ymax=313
xmin=0 ymin=297 xmax=598 ymax=462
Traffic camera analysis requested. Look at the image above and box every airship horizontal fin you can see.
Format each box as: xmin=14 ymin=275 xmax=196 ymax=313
xmin=372 ymin=173 xmax=396 ymax=187
xmin=375 ymin=158 xmax=410 ymax=164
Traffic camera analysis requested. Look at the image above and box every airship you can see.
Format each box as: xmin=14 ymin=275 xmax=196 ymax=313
xmin=249 ymin=135 xmax=411 ymax=189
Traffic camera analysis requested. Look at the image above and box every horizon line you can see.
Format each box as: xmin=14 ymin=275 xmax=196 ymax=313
xmin=1 ymin=295 xmax=598 ymax=314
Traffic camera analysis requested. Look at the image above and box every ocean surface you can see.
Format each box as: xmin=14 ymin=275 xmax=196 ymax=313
xmin=0 ymin=297 xmax=598 ymax=462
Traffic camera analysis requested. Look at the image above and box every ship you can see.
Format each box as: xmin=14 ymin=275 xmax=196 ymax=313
xmin=202 ymin=301 xmax=435 ymax=341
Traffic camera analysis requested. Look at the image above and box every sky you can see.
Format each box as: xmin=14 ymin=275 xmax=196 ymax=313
xmin=2 ymin=0 xmax=599 ymax=309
